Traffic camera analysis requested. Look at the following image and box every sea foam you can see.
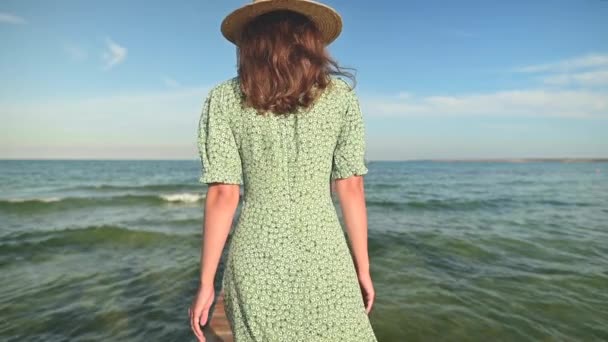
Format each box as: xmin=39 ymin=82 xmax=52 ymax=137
xmin=159 ymin=193 xmax=204 ymax=203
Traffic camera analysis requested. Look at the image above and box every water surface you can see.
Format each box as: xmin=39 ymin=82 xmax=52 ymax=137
xmin=1 ymin=160 xmax=607 ymax=341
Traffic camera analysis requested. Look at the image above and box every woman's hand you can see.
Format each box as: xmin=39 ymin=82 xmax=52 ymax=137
xmin=189 ymin=283 xmax=215 ymax=342
xmin=357 ymin=272 xmax=375 ymax=314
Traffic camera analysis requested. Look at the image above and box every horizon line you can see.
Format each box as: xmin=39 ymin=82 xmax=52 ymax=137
xmin=1 ymin=157 xmax=607 ymax=162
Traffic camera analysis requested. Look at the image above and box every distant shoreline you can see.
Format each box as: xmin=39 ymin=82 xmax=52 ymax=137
xmin=365 ymin=158 xmax=608 ymax=163
xmin=412 ymin=158 xmax=608 ymax=163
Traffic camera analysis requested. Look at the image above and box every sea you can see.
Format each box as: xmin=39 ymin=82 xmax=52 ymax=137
xmin=1 ymin=159 xmax=607 ymax=341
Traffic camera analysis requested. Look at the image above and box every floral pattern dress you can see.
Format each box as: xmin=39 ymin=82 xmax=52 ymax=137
xmin=197 ymin=75 xmax=377 ymax=341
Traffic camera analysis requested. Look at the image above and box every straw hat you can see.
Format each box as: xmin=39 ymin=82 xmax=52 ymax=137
xmin=221 ymin=0 xmax=343 ymax=46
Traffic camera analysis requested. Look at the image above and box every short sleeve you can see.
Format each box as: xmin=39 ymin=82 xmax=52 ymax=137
xmin=197 ymin=86 xmax=243 ymax=185
xmin=330 ymin=88 xmax=369 ymax=180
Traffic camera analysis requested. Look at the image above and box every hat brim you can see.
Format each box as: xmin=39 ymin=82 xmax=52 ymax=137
xmin=221 ymin=0 xmax=343 ymax=46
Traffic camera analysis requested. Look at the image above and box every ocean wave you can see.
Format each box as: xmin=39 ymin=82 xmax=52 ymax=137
xmin=159 ymin=193 xmax=204 ymax=203
xmin=364 ymin=196 xmax=595 ymax=211
xmin=61 ymin=183 xmax=197 ymax=192
xmin=0 ymin=192 xmax=206 ymax=213
xmin=5 ymin=197 xmax=62 ymax=203
xmin=366 ymin=197 xmax=516 ymax=211
xmin=0 ymin=225 xmax=197 ymax=260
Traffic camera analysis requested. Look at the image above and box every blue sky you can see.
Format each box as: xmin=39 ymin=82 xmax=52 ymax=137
xmin=1 ymin=0 xmax=607 ymax=160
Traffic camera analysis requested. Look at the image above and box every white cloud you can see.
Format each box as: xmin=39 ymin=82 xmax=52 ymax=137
xmin=2 ymin=86 xmax=211 ymax=154
xmin=366 ymin=54 xmax=608 ymax=120
xmin=512 ymin=53 xmax=608 ymax=88
xmin=542 ymin=69 xmax=608 ymax=87
xmin=513 ymin=53 xmax=608 ymax=73
xmin=4 ymin=86 xmax=210 ymax=120
xmin=0 ymin=12 xmax=26 ymax=24
xmin=102 ymin=37 xmax=127 ymax=70
xmin=0 ymin=87 xmax=209 ymax=122
xmin=363 ymin=88 xmax=608 ymax=119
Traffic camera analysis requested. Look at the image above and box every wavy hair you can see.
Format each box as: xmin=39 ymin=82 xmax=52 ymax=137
xmin=236 ymin=10 xmax=356 ymax=116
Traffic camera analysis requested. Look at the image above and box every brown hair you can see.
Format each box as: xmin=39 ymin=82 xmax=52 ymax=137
xmin=237 ymin=10 xmax=356 ymax=116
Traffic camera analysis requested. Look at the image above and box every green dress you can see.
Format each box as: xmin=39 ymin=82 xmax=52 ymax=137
xmin=197 ymin=76 xmax=377 ymax=341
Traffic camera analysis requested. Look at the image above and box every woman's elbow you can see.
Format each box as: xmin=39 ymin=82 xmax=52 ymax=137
xmin=334 ymin=175 xmax=365 ymax=195
xmin=206 ymin=183 xmax=241 ymax=205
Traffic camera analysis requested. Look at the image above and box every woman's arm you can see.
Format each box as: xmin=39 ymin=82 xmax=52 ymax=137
xmin=199 ymin=183 xmax=241 ymax=286
xmin=334 ymin=175 xmax=375 ymax=313
xmin=333 ymin=175 xmax=369 ymax=275
xmin=190 ymin=183 xmax=240 ymax=340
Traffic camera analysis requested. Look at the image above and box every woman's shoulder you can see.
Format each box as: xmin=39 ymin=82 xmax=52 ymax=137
xmin=209 ymin=76 xmax=239 ymax=94
xmin=328 ymin=75 xmax=353 ymax=90
xmin=326 ymin=76 xmax=358 ymax=107
xmin=327 ymin=76 xmax=357 ymax=99
xmin=206 ymin=76 xmax=242 ymax=104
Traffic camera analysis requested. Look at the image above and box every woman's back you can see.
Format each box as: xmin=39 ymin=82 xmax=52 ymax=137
xmin=198 ymin=75 xmax=368 ymax=196
xmin=196 ymin=74 xmax=376 ymax=340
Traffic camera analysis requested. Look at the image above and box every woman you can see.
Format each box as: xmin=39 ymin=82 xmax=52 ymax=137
xmin=189 ymin=0 xmax=377 ymax=341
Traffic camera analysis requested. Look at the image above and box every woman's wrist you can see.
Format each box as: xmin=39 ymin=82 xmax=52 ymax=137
xmin=199 ymin=274 xmax=215 ymax=287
